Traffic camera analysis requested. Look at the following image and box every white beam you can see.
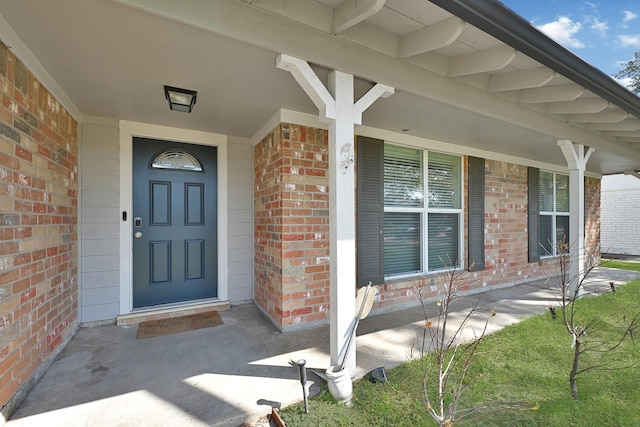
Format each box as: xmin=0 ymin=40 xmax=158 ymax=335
xmin=397 ymin=17 xmax=465 ymax=58
xmin=624 ymin=170 xmax=640 ymax=180
xmin=601 ymin=130 xmax=640 ymax=138
xmin=568 ymin=109 xmax=628 ymax=123
xmin=545 ymin=99 xmax=609 ymax=114
xmin=615 ymin=136 xmax=640 ymax=143
xmin=448 ymin=46 xmax=516 ymax=77
xmin=276 ymin=54 xmax=335 ymax=121
xmin=586 ymin=118 xmax=640 ymax=131
xmin=332 ymin=0 xmax=386 ymax=34
xmin=353 ymin=83 xmax=394 ymax=124
xmin=558 ymin=140 xmax=594 ymax=297
xmin=520 ymin=84 xmax=584 ymax=104
xmin=487 ymin=68 xmax=555 ymax=92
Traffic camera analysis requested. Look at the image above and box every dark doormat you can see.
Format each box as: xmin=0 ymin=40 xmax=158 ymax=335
xmin=136 ymin=311 xmax=223 ymax=339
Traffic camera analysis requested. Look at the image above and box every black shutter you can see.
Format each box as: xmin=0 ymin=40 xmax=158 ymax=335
xmin=528 ymin=167 xmax=540 ymax=263
xmin=467 ymin=157 xmax=485 ymax=271
xmin=356 ymin=136 xmax=385 ymax=286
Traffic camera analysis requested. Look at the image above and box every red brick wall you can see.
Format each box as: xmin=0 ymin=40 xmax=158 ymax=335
xmin=376 ymin=160 xmax=601 ymax=309
xmin=585 ymin=176 xmax=601 ymax=256
xmin=0 ymin=42 xmax=78 ymax=411
xmin=253 ymin=124 xmax=602 ymax=327
xmin=377 ymin=159 xmax=549 ymax=309
xmin=482 ymin=160 xmax=541 ymax=282
xmin=254 ymin=123 xmax=330 ymax=329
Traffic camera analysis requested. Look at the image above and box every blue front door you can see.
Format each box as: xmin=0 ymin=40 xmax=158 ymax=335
xmin=132 ymin=137 xmax=218 ymax=308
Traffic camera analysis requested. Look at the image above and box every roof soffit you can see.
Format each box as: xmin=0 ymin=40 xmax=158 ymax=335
xmin=111 ymin=0 xmax=640 ymax=161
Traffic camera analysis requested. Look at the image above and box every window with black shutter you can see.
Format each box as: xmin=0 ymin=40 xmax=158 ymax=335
xmin=467 ymin=157 xmax=485 ymax=271
xmin=356 ymin=137 xmax=385 ymax=286
xmin=356 ymin=137 xmax=464 ymax=282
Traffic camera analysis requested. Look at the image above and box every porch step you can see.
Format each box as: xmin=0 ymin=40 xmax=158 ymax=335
xmin=117 ymin=300 xmax=230 ymax=326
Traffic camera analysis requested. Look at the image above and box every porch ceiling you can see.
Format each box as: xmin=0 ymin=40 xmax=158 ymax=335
xmin=1 ymin=0 xmax=640 ymax=175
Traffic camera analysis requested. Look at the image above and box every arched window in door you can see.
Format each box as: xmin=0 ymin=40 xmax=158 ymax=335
xmin=151 ymin=149 xmax=203 ymax=172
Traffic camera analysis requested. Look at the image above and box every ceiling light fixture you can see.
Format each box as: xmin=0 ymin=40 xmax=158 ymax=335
xmin=164 ymin=85 xmax=197 ymax=113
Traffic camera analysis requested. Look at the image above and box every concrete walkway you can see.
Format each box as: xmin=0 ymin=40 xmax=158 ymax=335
xmin=6 ymin=267 xmax=638 ymax=427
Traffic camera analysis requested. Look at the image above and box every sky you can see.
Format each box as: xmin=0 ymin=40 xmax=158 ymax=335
xmin=500 ymin=0 xmax=640 ymax=87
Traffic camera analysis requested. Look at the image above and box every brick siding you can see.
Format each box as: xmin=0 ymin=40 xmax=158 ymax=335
xmin=254 ymin=124 xmax=601 ymax=329
xmin=378 ymin=160 xmax=600 ymax=310
xmin=0 ymin=42 xmax=78 ymax=412
xmin=585 ymin=177 xmax=601 ymax=256
xmin=380 ymin=159 xmax=547 ymax=309
xmin=254 ymin=124 xmax=330 ymax=329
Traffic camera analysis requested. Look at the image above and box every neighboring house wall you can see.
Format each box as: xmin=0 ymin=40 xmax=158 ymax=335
xmin=0 ymin=42 xmax=78 ymax=415
xmin=80 ymin=117 xmax=120 ymax=322
xmin=253 ymin=122 xmax=602 ymax=330
xmin=601 ymin=174 xmax=640 ymax=255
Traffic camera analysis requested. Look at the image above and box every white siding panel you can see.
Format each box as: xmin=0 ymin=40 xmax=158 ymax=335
xmin=228 ymin=247 xmax=252 ymax=262
xmin=82 ymin=303 xmax=120 ymax=323
xmin=81 ymin=271 xmax=120 ymax=289
xmin=226 ymin=136 xmax=253 ymax=303
xmin=82 ymin=207 xmax=119 ymax=224
xmin=82 ymin=239 xmax=118 ymax=256
xmin=82 ymin=175 xmax=118 ymax=191
xmin=228 ymin=209 xmax=253 ymax=223
xmin=83 ymin=287 xmax=120 ymax=306
xmin=82 ymin=122 xmax=119 ymax=144
xmin=81 ymin=157 xmax=119 ymax=176
xmin=228 ymin=285 xmax=253 ymax=302
xmin=229 ymin=183 xmax=252 ymax=197
xmin=229 ymin=235 xmax=252 ymax=249
xmin=82 ymin=141 xmax=119 ymax=160
xmin=82 ymin=224 xmax=120 ymax=240
xmin=229 ymin=195 xmax=252 ymax=210
xmin=601 ymin=177 xmax=640 ymax=256
xmin=228 ymin=141 xmax=251 ymax=160
xmin=81 ymin=190 xmax=119 ymax=207
xmin=228 ymin=222 xmax=252 ymax=237
xmin=228 ymin=169 xmax=252 ymax=185
xmin=80 ymin=118 xmax=121 ymax=322
xmin=229 ymin=260 xmax=252 ymax=276
xmin=82 ymin=254 xmax=120 ymax=272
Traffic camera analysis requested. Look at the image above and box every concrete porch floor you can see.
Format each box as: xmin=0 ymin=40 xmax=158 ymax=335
xmin=6 ymin=267 xmax=638 ymax=427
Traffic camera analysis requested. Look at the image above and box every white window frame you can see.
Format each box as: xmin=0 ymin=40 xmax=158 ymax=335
xmin=540 ymin=171 xmax=570 ymax=257
xmin=383 ymin=144 xmax=463 ymax=277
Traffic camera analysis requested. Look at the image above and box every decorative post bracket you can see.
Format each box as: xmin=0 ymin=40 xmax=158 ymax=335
xmin=276 ymin=53 xmax=393 ymax=376
xmin=558 ymin=140 xmax=594 ymax=297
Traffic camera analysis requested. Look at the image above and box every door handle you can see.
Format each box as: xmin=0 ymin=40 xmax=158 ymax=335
xmin=134 ymin=217 xmax=142 ymax=227
xmin=134 ymin=232 xmax=143 ymax=239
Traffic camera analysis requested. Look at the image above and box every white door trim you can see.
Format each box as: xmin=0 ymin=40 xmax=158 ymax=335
xmin=119 ymin=120 xmax=228 ymax=315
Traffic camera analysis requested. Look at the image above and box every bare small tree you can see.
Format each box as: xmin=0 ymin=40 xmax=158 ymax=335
xmin=414 ymin=266 xmax=531 ymax=426
xmin=546 ymin=240 xmax=640 ymax=400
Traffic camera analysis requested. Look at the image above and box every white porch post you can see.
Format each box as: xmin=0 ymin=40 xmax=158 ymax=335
xmin=558 ymin=140 xmax=594 ymax=295
xmin=276 ymin=54 xmax=393 ymax=376
xmin=328 ymin=70 xmax=358 ymax=374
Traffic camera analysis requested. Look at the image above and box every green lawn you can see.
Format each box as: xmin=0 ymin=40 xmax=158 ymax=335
xmin=600 ymin=259 xmax=640 ymax=272
xmin=280 ymin=280 xmax=640 ymax=426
